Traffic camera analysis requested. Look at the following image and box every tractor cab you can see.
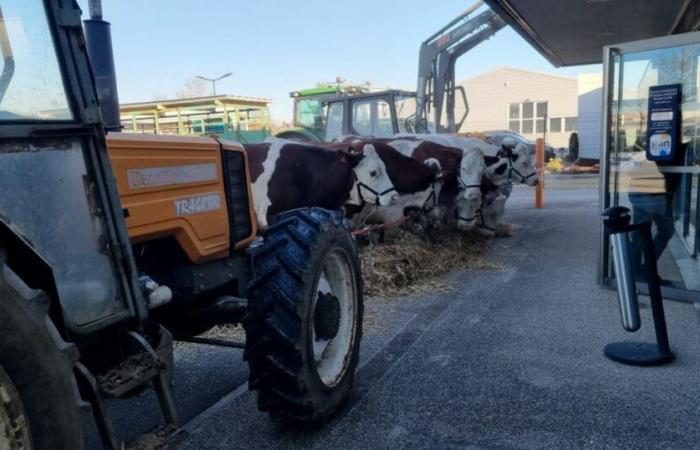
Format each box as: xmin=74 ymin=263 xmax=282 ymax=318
xmin=277 ymin=88 xmax=425 ymax=143
xmin=323 ymin=89 xmax=421 ymax=141
xmin=279 ymin=84 xmax=369 ymax=142
xmin=0 ymin=0 xmax=141 ymax=332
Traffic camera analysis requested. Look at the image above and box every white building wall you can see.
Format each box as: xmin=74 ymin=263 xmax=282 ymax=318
xmin=577 ymin=73 xmax=603 ymax=160
xmin=456 ymin=67 xmax=579 ymax=148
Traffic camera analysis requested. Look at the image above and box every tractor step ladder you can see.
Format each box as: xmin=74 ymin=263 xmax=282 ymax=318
xmin=74 ymin=329 xmax=178 ymax=450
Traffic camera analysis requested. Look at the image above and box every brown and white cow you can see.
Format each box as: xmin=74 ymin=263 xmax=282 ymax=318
xmin=344 ymin=140 xmax=444 ymax=229
xmin=244 ymin=138 xmax=397 ymax=229
xmin=433 ymin=136 xmax=537 ymax=230
xmin=387 ymin=137 xmax=485 ymax=229
xmin=468 ymin=142 xmax=537 ymax=234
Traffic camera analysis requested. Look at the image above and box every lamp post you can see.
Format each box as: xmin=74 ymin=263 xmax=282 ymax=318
xmin=195 ymin=72 xmax=232 ymax=96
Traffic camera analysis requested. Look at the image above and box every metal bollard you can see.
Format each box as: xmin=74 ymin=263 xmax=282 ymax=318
xmin=603 ymin=206 xmax=639 ymax=331
xmin=608 ymin=230 xmax=641 ymax=332
xmin=601 ymin=206 xmax=673 ymax=366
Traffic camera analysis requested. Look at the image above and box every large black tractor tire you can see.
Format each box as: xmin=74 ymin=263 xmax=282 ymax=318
xmin=244 ymin=208 xmax=363 ymax=424
xmin=0 ymin=250 xmax=83 ymax=449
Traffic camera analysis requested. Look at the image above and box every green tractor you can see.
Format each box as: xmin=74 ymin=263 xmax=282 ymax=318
xmin=276 ymin=85 xmax=422 ymax=143
xmin=276 ymin=84 xmax=368 ymax=142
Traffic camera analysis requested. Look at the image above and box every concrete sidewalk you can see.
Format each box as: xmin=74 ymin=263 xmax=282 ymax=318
xmin=179 ymin=187 xmax=700 ymax=449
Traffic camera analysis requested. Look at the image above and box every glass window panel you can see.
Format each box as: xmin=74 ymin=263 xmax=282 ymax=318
xmin=352 ymin=100 xmax=372 ymax=136
xmin=509 ymin=103 xmax=519 ymax=119
xmin=536 ymin=102 xmax=548 ymax=118
xmin=0 ymin=2 xmax=73 ymax=120
xmin=550 ymin=117 xmax=562 ymax=133
xmin=536 ymin=118 xmax=545 ymax=133
xmin=606 ymin=42 xmax=700 ymax=291
xmin=522 ymin=102 xmax=534 ymax=119
xmin=375 ymin=99 xmax=394 ymax=137
xmin=324 ymin=102 xmax=343 ymax=141
xmin=296 ymin=99 xmax=326 ymax=132
xmin=522 ymin=119 xmax=533 ymax=134
xmin=396 ymin=95 xmax=417 ymax=133
xmin=351 ymin=99 xmax=393 ymax=137
xmin=508 ymin=120 xmax=520 ymax=133
xmin=565 ymin=117 xmax=577 ymax=132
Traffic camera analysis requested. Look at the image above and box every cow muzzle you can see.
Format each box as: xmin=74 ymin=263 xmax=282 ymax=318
xmin=382 ymin=192 xmax=400 ymax=206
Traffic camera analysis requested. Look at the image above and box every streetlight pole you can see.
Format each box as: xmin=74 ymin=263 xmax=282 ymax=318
xmin=195 ymin=72 xmax=233 ymax=96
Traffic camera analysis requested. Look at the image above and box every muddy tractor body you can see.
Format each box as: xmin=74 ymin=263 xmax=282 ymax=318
xmin=0 ymin=2 xmax=363 ymax=449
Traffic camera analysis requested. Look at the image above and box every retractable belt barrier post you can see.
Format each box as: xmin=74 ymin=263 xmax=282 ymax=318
xmin=602 ymin=206 xmax=674 ymax=366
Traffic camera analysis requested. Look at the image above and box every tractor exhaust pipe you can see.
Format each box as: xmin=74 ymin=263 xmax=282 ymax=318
xmin=83 ymin=0 xmax=121 ymax=131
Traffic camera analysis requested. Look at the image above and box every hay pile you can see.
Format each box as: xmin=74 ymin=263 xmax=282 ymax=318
xmin=360 ymin=228 xmax=498 ymax=297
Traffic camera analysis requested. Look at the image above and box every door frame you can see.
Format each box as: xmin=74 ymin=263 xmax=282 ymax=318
xmin=598 ymin=30 xmax=700 ymax=302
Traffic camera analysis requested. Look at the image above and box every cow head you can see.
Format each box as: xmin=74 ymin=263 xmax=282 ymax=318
xmin=496 ymin=143 xmax=538 ymax=186
xmin=346 ymin=144 xmax=398 ymax=207
xmin=457 ymin=149 xmax=485 ymax=212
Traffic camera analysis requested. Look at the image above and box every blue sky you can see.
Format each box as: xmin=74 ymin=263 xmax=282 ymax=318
xmin=78 ymin=1 xmax=600 ymax=123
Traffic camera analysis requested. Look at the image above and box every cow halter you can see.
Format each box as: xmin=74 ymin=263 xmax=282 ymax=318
xmin=498 ymin=146 xmax=536 ymax=183
xmin=353 ymin=173 xmax=397 ymax=206
xmin=460 ymin=182 xmax=482 ymax=191
xmin=508 ymin=161 xmax=537 ymax=183
xmin=422 ymin=181 xmax=439 ymax=213
xmin=476 ymin=208 xmax=496 ymax=232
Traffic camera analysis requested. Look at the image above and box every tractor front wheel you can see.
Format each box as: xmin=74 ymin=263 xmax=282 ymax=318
xmin=244 ymin=208 xmax=363 ymax=424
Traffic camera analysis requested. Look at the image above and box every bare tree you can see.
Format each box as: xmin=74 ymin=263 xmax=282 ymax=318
xmin=175 ymin=78 xmax=209 ymax=99
xmin=152 ymin=91 xmax=169 ymax=101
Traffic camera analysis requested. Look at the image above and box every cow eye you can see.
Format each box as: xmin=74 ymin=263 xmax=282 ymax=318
xmin=370 ymin=170 xmax=378 ymax=177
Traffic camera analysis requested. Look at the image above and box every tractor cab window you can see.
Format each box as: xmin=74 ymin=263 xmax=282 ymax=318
xmin=351 ymin=98 xmax=393 ymax=138
xmin=395 ymin=95 xmax=418 ymax=134
xmin=295 ymin=98 xmax=326 ymax=132
xmin=324 ymin=101 xmax=344 ymax=141
xmin=0 ymin=2 xmax=72 ymax=121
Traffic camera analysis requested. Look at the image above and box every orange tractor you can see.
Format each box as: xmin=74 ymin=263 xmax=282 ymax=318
xmin=0 ymin=2 xmax=363 ymax=449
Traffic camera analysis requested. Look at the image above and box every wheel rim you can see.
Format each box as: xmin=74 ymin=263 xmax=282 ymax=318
xmin=311 ymin=248 xmax=358 ymax=388
xmin=0 ymin=367 xmax=32 ymax=450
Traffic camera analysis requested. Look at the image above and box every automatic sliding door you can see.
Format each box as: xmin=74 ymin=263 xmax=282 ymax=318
xmin=602 ymin=34 xmax=700 ymax=299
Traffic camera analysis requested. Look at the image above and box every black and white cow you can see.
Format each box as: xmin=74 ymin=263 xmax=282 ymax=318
xmin=244 ymin=138 xmax=397 ymax=229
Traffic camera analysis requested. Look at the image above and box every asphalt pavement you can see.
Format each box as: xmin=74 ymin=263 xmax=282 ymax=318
xmin=89 ymin=178 xmax=700 ymax=449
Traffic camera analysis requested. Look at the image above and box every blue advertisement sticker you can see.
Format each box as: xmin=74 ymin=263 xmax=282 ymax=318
xmin=646 ymin=84 xmax=681 ymax=161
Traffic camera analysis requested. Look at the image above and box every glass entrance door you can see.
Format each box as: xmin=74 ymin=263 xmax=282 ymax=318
xmin=601 ymin=32 xmax=700 ymax=299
